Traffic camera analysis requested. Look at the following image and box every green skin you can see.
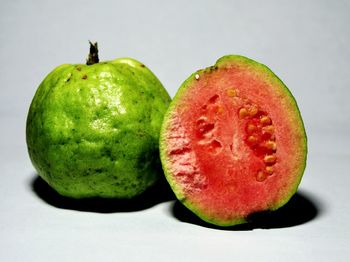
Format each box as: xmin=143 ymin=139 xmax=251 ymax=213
xmin=27 ymin=58 xmax=171 ymax=199
xmin=160 ymin=55 xmax=307 ymax=226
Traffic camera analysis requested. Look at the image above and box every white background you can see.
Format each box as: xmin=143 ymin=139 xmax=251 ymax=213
xmin=1 ymin=0 xmax=349 ymax=261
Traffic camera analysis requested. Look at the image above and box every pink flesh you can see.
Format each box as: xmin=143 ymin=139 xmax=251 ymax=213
xmin=165 ymin=67 xmax=303 ymax=221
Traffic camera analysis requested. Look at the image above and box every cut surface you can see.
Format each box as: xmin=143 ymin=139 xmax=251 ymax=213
xmin=160 ymin=55 xmax=307 ymax=226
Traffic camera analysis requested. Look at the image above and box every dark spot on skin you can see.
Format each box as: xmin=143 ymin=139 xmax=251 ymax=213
xmin=140 ymin=64 xmax=145 ymax=68
xmin=76 ymin=67 xmax=81 ymax=71
xmin=82 ymin=75 xmax=88 ymax=80
xmin=102 ymin=148 xmax=112 ymax=157
xmin=138 ymin=155 xmax=146 ymax=163
xmin=95 ymin=111 xmax=102 ymax=118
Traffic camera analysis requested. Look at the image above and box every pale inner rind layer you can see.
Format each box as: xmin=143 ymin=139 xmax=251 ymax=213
xmin=160 ymin=55 xmax=307 ymax=226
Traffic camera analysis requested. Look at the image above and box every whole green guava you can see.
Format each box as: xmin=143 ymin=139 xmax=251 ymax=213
xmin=26 ymin=43 xmax=171 ymax=199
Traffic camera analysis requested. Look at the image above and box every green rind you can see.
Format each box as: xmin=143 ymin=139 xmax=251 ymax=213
xmin=27 ymin=58 xmax=171 ymax=199
xmin=160 ymin=55 xmax=307 ymax=227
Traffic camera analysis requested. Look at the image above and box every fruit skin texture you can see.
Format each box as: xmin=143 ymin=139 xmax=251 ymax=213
xmin=27 ymin=58 xmax=171 ymax=199
xmin=160 ymin=55 xmax=307 ymax=226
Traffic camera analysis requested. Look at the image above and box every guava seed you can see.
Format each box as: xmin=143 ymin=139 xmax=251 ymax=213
xmin=262 ymin=125 xmax=274 ymax=134
xmin=247 ymin=135 xmax=258 ymax=145
xmin=226 ymin=88 xmax=237 ymax=97
xmin=264 ymin=141 xmax=277 ymax=151
xmin=256 ymin=170 xmax=267 ymax=182
xmin=239 ymin=108 xmax=248 ymax=119
xmin=264 ymin=154 xmax=277 ymax=164
xmin=248 ymin=105 xmax=258 ymax=117
xmin=265 ymin=166 xmax=274 ymax=175
xmin=260 ymin=116 xmax=271 ymax=125
xmin=246 ymin=123 xmax=257 ymax=134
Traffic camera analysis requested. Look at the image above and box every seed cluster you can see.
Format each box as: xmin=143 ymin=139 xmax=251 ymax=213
xmin=193 ymin=89 xmax=277 ymax=183
xmin=238 ymin=102 xmax=277 ymax=182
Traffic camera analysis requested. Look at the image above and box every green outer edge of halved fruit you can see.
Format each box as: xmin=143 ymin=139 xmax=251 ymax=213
xmin=160 ymin=55 xmax=307 ymax=227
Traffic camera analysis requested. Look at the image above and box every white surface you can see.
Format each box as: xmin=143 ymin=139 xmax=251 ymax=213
xmin=1 ymin=0 xmax=350 ymax=261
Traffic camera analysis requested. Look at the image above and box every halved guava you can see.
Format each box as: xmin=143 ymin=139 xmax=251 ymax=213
xmin=160 ymin=55 xmax=307 ymax=226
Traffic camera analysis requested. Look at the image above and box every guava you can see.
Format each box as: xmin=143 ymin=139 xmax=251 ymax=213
xmin=160 ymin=55 xmax=307 ymax=226
xmin=26 ymin=42 xmax=171 ymax=199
